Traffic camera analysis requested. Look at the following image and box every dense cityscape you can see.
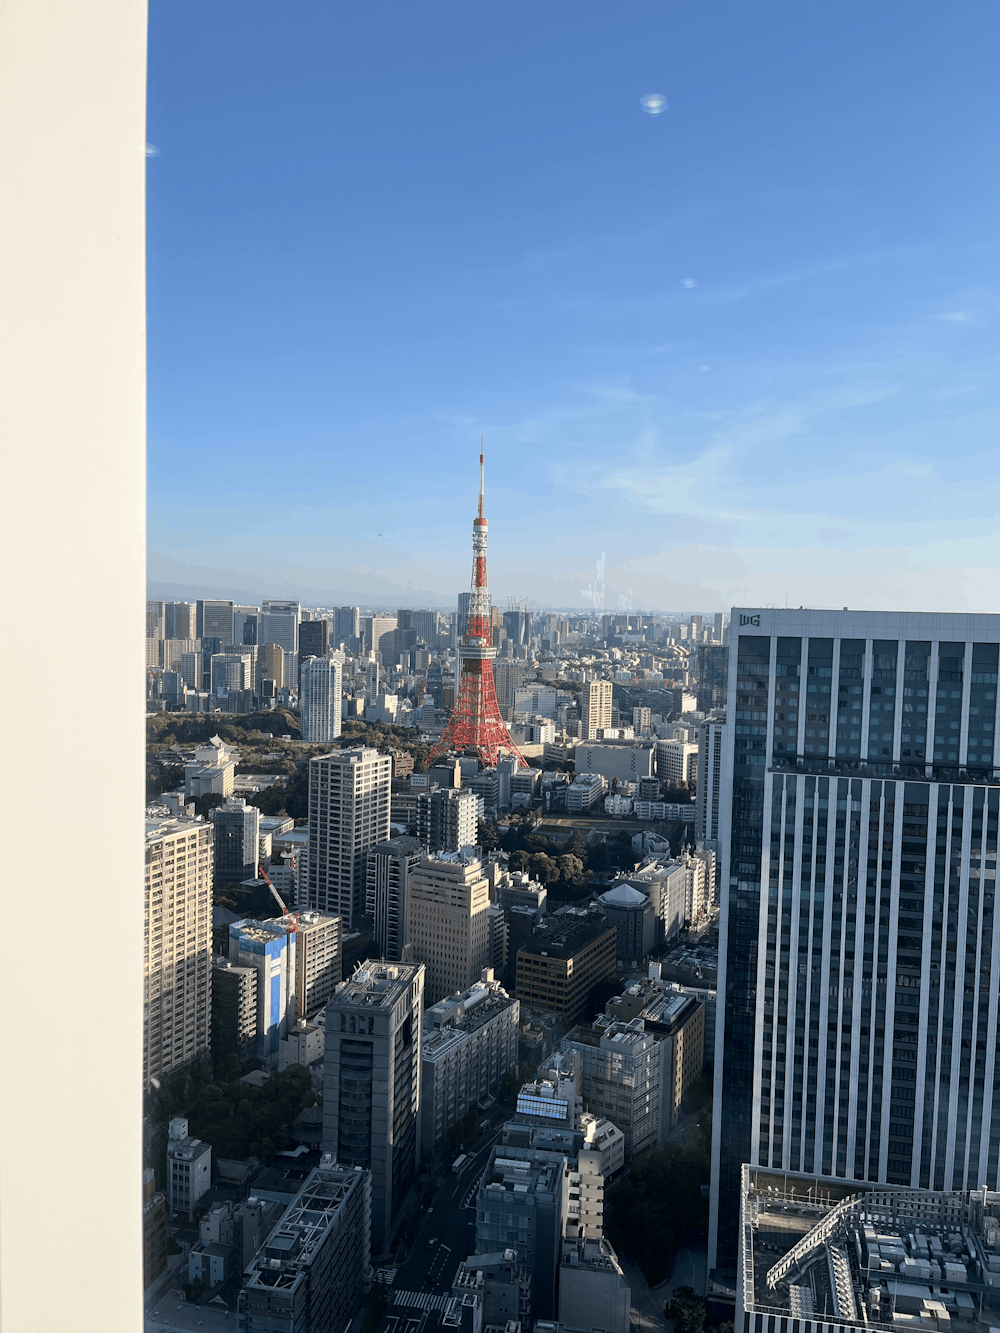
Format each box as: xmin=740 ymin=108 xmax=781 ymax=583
xmin=141 ymin=464 xmax=1000 ymax=1333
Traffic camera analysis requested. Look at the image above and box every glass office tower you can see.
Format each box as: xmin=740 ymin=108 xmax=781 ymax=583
xmin=710 ymin=610 xmax=1000 ymax=1284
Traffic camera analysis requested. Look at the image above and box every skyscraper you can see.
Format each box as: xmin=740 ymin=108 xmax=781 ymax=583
xmin=414 ymin=786 xmax=479 ymax=853
xmin=366 ymin=835 xmax=424 ymax=960
xmin=259 ymin=599 xmax=300 ymax=654
xmin=300 ymin=657 xmax=342 ymax=743
xmin=297 ymin=617 xmax=329 ymax=672
xmin=165 ymin=601 xmax=196 ymax=640
xmin=307 ymin=747 xmax=391 ymax=927
xmin=334 ymin=605 xmax=361 ymax=644
xmin=228 ymin=918 xmax=297 ymax=1063
xmin=710 ymin=609 xmax=1000 ymax=1285
xmin=581 ymin=681 xmax=613 ymax=739
xmin=406 ymin=850 xmax=491 ymax=1004
xmin=211 ymin=797 xmax=262 ymax=887
xmin=322 ymin=960 xmax=424 ymax=1256
xmin=196 ymin=599 xmax=234 ymax=644
xmin=144 ymin=810 xmax=213 ymax=1090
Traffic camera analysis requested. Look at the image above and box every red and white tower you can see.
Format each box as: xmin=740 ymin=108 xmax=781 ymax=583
xmin=429 ymin=445 xmax=526 ymax=769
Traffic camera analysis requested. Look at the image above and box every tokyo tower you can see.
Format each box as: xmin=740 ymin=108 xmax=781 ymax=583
xmin=428 ymin=445 xmax=527 ymax=770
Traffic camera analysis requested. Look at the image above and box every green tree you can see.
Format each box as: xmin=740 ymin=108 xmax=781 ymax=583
xmin=665 ymin=1287 xmax=707 ymax=1333
xmin=558 ymin=854 xmax=585 ymax=885
xmin=479 ymin=820 xmax=501 ymax=851
xmin=360 ymin=1283 xmax=387 ymax=1333
xmin=605 ymin=1131 xmax=710 ymax=1284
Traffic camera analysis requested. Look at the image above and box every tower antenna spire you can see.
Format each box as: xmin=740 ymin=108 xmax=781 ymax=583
xmin=427 ymin=439 xmax=526 ymax=770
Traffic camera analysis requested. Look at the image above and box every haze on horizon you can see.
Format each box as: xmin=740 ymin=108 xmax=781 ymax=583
xmin=147 ymin=2 xmax=1000 ymax=615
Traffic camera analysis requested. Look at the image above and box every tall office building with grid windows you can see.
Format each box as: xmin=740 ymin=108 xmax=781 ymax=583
xmin=710 ymin=610 xmax=1000 ymax=1289
xmin=307 ymin=747 xmax=391 ymax=928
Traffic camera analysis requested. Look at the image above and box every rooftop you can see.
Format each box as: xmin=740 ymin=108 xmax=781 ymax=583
xmin=244 ymin=1160 xmax=367 ymax=1294
xmin=597 ymin=883 xmax=649 ymax=907
xmin=332 ymin=959 xmax=421 ymax=1008
xmin=741 ymin=1167 xmax=1000 ymax=1333
xmin=517 ymin=913 xmax=614 ymax=963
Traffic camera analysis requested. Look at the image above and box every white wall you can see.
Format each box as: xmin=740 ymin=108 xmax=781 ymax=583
xmin=0 ymin=2 xmax=147 ymax=1328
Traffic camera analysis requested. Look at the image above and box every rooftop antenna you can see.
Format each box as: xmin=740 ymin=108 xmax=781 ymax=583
xmin=479 ymin=435 xmax=485 ymax=521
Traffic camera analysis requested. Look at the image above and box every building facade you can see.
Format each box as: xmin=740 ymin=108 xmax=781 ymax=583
xmin=144 ymin=810 xmax=213 ymax=1090
xmin=211 ymin=798 xmax=261 ymax=887
xmin=407 ymin=851 xmax=491 ymax=1004
xmin=239 ymin=1158 xmax=371 ymax=1333
xmin=420 ymin=971 xmax=520 ymax=1153
xmin=515 ymin=915 xmax=617 ymax=1021
xmin=581 ymin=681 xmax=613 ymax=740
xmin=211 ymin=956 xmax=258 ymax=1061
xmin=321 ymin=960 xmax=424 ymax=1256
xmin=166 ymin=1117 xmax=212 ymax=1220
xmin=366 ymin=835 xmax=424 ymax=961
xmin=307 ymin=747 xmax=391 ymax=927
xmin=711 ymin=609 xmax=1000 ymax=1285
xmin=293 ymin=911 xmax=342 ymax=1017
xmin=299 ymin=656 xmax=342 ymax=743
xmin=413 ymin=786 xmax=479 ymax=854
xmin=228 ymin=918 xmax=297 ymax=1062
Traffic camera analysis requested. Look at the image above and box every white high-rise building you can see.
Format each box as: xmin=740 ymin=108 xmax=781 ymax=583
xmin=307 ymin=747 xmax=391 ymax=927
xmin=581 ymin=680 xmax=613 ymax=739
xmin=695 ymin=716 xmax=726 ymax=845
xmin=144 ymin=810 xmax=213 ymax=1090
xmin=300 ymin=656 xmax=343 ymax=743
xmin=711 ymin=608 xmax=1000 ymax=1288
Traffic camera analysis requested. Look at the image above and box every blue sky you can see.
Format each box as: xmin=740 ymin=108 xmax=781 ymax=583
xmin=147 ymin=1 xmax=1000 ymax=613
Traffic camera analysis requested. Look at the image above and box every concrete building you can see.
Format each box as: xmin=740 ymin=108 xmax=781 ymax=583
xmin=259 ymin=599 xmax=300 ymax=655
xmin=407 ymin=850 xmax=491 ymax=1004
xmin=299 ymin=656 xmax=342 ymax=743
xmin=655 ymin=738 xmax=699 ymax=783
xmin=210 ymin=651 xmax=251 ymax=694
xmin=476 ymin=1146 xmax=567 ymax=1320
xmin=452 ymin=1250 xmax=531 ymax=1331
xmin=144 ymin=810 xmax=213 ymax=1090
xmin=628 ymin=859 xmax=689 ymax=941
xmin=197 ymin=599 xmax=234 ymax=644
xmin=579 ymin=1114 xmax=626 ymax=1180
xmin=279 ymin=1018 xmax=324 ymax=1071
xmin=229 ymin=918 xmax=297 ymax=1062
xmin=211 ymin=955 xmax=258 ymax=1061
xmin=514 ymin=685 xmax=558 ymax=718
xmin=575 ymin=742 xmax=655 ymax=783
xmin=306 ymin=746 xmax=391 ymax=926
xmin=297 ymin=617 xmax=329 ymax=673
xmin=414 ymin=786 xmax=479 ymax=853
xmin=557 ymin=1237 xmax=630 ymax=1333
xmin=293 ymin=911 xmax=342 ymax=1018
xmin=184 ymin=736 xmax=237 ymax=801
xmin=711 ymin=610 xmax=1000 ymax=1285
xmin=258 ymin=642 xmax=284 ymax=690
xmin=421 ymin=971 xmax=520 ymax=1154
xmin=166 ymin=1117 xmax=212 ymax=1220
xmin=166 ymin=600 xmax=197 ymax=641
xmin=581 ymin=681 xmax=613 ymax=740
xmin=239 ymin=1158 xmax=371 ymax=1333
xmin=366 ymin=835 xmax=424 ymax=961
xmin=211 ymin=797 xmax=261 ymax=888
xmin=515 ymin=914 xmax=617 ymax=1022
xmin=561 ymin=1020 xmax=663 ymax=1159
xmin=695 ymin=716 xmax=726 ymax=847
xmin=596 ymin=882 xmax=656 ymax=960
xmin=143 ymin=1167 xmax=168 ymax=1289
xmin=738 ymin=1167 xmax=1000 ymax=1333
xmin=627 ymin=989 xmax=705 ymax=1134
xmin=322 ymin=960 xmax=424 ymax=1256
xmin=566 ymin=774 xmax=607 ymax=813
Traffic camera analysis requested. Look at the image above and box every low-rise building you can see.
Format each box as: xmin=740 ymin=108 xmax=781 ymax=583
xmin=239 ymin=1157 xmax=371 ymax=1333
xmin=557 ymin=1237 xmax=631 ymax=1333
xmin=279 ymin=1017 xmax=324 ymax=1071
xmin=184 ymin=736 xmax=238 ymax=800
xmin=515 ymin=914 xmax=617 ymax=1022
xmin=596 ymin=883 xmax=655 ymax=960
xmin=166 ymin=1117 xmax=212 ymax=1220
xmin=575 ymin=742 xmax=655 ymax=783
xmin=566 ymin=775 xmax=607 ymax=813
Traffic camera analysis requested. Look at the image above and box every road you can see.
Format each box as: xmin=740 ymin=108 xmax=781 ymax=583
xmin=383 ymin=1123 xmax=504 ymax=1300
xmin=146 ymin=1290 xmax=238 ymax=1333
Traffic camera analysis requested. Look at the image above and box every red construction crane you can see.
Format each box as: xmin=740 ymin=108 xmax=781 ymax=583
xmin=257 ymin=864 xmax=298 ymax=931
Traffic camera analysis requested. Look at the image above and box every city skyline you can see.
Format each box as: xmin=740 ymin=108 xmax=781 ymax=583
xmin=146 ymin=3 xmax=1000 ymax=615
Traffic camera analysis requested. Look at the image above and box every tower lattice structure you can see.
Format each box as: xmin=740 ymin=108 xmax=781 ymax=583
xmin=429 ymin=448 xmax=526 ymax=770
